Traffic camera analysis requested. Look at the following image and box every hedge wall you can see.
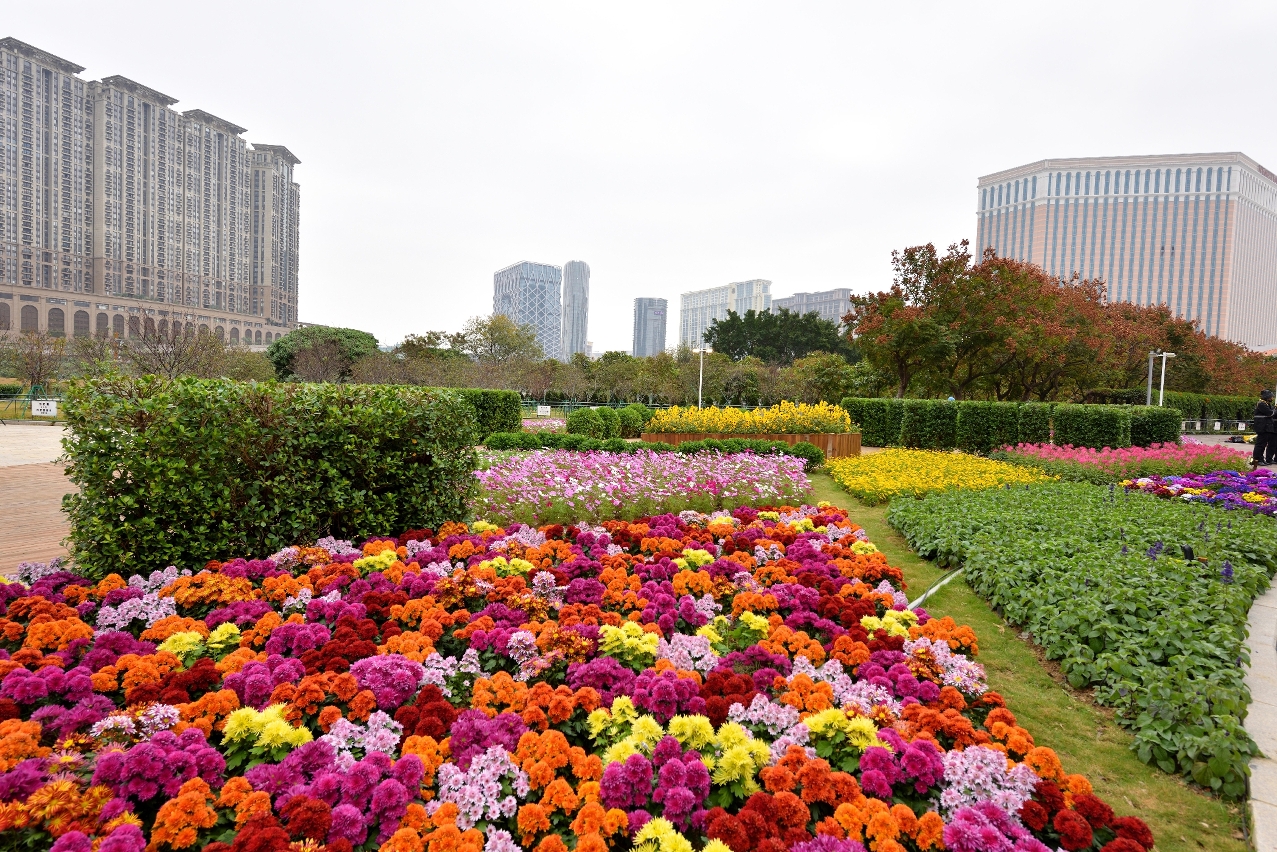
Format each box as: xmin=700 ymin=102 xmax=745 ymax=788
xmin=444 ymin=388 xmax=521 ymax=438
xmin=1052 ymin=404 xmax=1132 ymax=449
xmin=63 ymin=378 xmax=478 ymax=580
xmin=841 ymin=397 xmax=905 ymax=447
xmin=899 ymin=399 xmax=957 ymax=449
xmin=954 ymin=401 xmax=1021 ymax=454
xmin=1017 ymin=402 xmax=1053 ymax=445
xmin=1129 ymin=405 xmax=1182 ymax=446
xmin=1090 ymin=388 xmax=1253 ymax=422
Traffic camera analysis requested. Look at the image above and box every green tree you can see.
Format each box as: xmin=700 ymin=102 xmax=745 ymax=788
xmin=267 ymin=326 xmax=380 ymax=382
xmin=457 ymin=315 xmax=543 ymax=363
xmin=703 ymin=308 xmax=851 ymax=365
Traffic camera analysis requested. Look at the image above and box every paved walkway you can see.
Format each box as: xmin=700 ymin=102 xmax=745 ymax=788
xmin=0 ymin=424 xmax=71 ymax=577
xmin=1247 ymin=585 xmax=1277 ymax=850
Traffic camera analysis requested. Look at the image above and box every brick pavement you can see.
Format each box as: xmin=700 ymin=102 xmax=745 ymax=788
xmin=0 ymin=424 xmax=71 ymax=577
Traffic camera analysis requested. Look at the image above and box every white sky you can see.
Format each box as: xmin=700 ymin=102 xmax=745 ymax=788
xmin=11 ymin=1 xmax=1277 ymax=351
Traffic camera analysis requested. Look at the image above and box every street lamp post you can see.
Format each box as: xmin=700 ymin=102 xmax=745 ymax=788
xmin=1146 ymin=352 xmax=1156 ymax=406
xmin=1157 ymin=352 xmax=1176 ymax=407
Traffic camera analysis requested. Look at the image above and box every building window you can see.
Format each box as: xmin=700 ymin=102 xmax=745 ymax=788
xmin=48 ymin=308 xmax=65 ymax=337
xmin=73 ymin=310 xmax=89 ymax=338
xmin=0 ymin=303 xmax=9 ymax=331
xmin=112 ymin=314 xmax=125 ymax=338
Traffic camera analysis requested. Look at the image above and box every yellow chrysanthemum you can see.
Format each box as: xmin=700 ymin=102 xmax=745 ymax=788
xmin=827 ymin=448 xmax=1052 ymax=506
xmin=633 ymin=817 xmax=695 ymax=852
xmin=667 ymin=715 xmax=716 ymax=752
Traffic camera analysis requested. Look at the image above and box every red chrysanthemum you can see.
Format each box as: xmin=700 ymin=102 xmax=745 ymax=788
xmin=280 ymin=795 xmax=332 ymax=841
xmin=1101 ymin=839 xmax=1147 ymax=852
xmin=1035 ymin=779 xmax=1066 ymax=814
xmin=1019 ymin=799 xmax=1049 ymax=832
xmin=1110 ymin=816 xmax=1155 ymax=850
xmin=1072 ymin=793 xmax=1115 ymax=829
xmin=1053 ymin=810 xmax=1094 ymax=852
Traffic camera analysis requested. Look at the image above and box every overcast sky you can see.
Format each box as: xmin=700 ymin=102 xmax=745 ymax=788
xmin=10 ymin=1 xmax=1277 ymax=351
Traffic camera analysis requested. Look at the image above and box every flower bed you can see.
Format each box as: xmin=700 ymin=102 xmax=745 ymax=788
xmin=522 ymin=419 xmax=566 ymax=433
xmin=826 ymin=449 xmax=1052 ymax=506
xmin=887 ymin=481 xmax=1277 ymax=797
xmin=645 ymin=402 xmax=854 ymax=435
xmin=992 ymin=442 xmax=1245 ymax=484
xmin=0 ymin=504 xmax=1150 ymax=852
xmin=1122 ymin=469 xmax=1277 ymax=514
xmin=472 ymin=450 xmax=811 ymax=525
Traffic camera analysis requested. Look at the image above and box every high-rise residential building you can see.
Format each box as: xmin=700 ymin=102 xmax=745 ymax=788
xmin=560 ymin=260 xmax=589 ymax=360
xmin=632 ymin=297 xmax=667 ymax=357
xmin=976 ymin=152 xmax=1277 ymax=350
xmin=0 ymin=37 xmax=300 ymax=346
xmin=679 ymin=279 xmax=771 ymax=347
xmin=493 ymin=260 xmax=562 ymax=358
xmin=772 ymin=288 xmax=853 ymax=327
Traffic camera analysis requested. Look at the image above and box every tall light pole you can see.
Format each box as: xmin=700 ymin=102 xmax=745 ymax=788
xmin=1146 ymin=352 xmax=1156 ymax=406
xmin=1158 ymin=352 xmax=1176 ymax=406
xmin=698 ymin=346 xmax=706 ymax=409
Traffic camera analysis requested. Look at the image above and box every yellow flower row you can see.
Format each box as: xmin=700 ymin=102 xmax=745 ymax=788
xmin=645 ymin=401 xmax=854 ymax=435
xmin=827 ymin=448 xmax=1052 ymax=505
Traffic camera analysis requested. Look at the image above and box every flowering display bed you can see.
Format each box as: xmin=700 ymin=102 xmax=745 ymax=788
xmin=473 ymin=450 xmax=812 ymax=526
xmin=888 ymin=481 xmax=1277 ymax=797
xmin=1122 ymin=469 xmax=1277 ymax=514
xmin=640 ymin=433 xmax=861 ymax=460
xmin=826 ymin=449 xmax=1051 ymax=505
xmin=521 ymin=419 xmax=566 ymax=433
xmin=993 ymin=442 xmax=1245 ymax=484
xmin=0 ymin=504 xmax=1152 ymax=852
xmin=644 ymin=402 xmax=853 ymax=436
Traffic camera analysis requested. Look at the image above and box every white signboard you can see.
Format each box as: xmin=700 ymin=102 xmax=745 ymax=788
xmin=31 ymin=399 xmax=57 ymax=417
xmin=536 ymin=405 xmax=551 ymax=417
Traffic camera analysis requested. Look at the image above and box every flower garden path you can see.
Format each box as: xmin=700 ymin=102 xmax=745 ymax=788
xmin=0 ymin=423 xmax=70 ymax=577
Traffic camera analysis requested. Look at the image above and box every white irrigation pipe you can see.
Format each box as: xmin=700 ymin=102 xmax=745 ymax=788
xmin=908 ymin=567 xmax=965 ymax=610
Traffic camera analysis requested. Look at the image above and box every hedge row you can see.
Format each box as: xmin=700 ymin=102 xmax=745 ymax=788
xmin=566 ymin=403 xmax=653 ymax=439
xmin=442 ymin=388 xmax=521 ymax=438
xmin=1091 ymin=388 xmax=1255 ymax=423
xmin=63 ymin=378 xmax=478 ymax=580
xmin=840 ymin=397 xmax=1181 ymax=450
xmin=485 ymin=431 xmax=824 ymax=470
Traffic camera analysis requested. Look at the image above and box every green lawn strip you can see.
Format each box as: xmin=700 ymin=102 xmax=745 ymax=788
xmin=807 ymin=470 xmax=1247 ymax=852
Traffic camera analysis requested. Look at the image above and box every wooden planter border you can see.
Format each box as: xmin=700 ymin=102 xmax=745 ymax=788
xmin=639 ymin=432 xmax=861 ymax=458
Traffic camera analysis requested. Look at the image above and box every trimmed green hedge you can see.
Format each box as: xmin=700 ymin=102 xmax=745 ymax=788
xmin=483 ymin=432 xmax=824 ymax=470
xmin=954 ymin=401 xmax=1021 ymax=453
xmin=1052 ymin=403 xmax=1132 ymax=449
xmin=566 ymin=408 xmax=606 ymax=438
xmin=445 ymin=389 xmax=521 ymax=438
xmin=899 ymin=399 xmax=957 ymax=449
xmin=1129 ymin=405 xmax=1183 ymax=447
xmin=1092 ymin=388 xmax=1253 ymax=423
xmin=62 ymin=378 xmax=478 ymax=580
xmin=1017 ymin=402 xmax=1053 ymax=445
xmin=841 ymin=397 xmax=904 ymax=447
xmin=596 ymin=407 xmax=622 ymax=439
xmin=0 ymin=383 xmax=24 ymax=396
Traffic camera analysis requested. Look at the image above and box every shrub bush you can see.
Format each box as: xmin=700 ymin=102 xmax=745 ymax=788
xmin=888 ymin=482 xmax=1277 ymax=798
xmin=617 ymin=406 xmax=645 ymax=438
xmin=899 ymin=399 xmax=957 ymax=450
xmin=845 ymin=397 xmax=905 ymax=447
xmin=445 ymin=388 xmax=521 ymax=438
xmin=1017 ymin=402 xmax=1053 ymax=444
xmin=595 ymin=406 xmax=622 ymax=439
xmin=0 ymin=382 xmax=24 ymax=396
xmin=1052 ymin=403 xmax=1132 ymax=449
xmin=62 ymin=378 xmax=477 ymax=580
xmin=954 ymin=401 xmax=1021 ymax=454
xmin=1129 ymin=405 xmax=1182 ymax=447
xmin=566 ymin=407 xmax=605 ymax=439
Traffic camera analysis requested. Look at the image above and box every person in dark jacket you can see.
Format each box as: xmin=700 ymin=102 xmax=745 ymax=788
xmin=1252 ymin=389 xmax=1275 ymax=469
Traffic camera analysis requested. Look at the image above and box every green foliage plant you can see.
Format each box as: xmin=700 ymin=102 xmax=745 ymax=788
xmin=595 ymin=406 xmax=622 ymax=439
xmin=1017 ymin=402 xmax=1053 ymax=444
xmin=1128 ymin=406 xmax=1182 ymax=447
xmin=266 ymin=326 xmax=380 ymax=381
xmin=62 ymin=377 xmax=477 ymax=580
xmin=899 ymin=399 xmax=957 ymax=449
xmin=845 ymin=397 xmax=905 ymax=447
xmin=566 ymin=407 xmax=606 ymax=439
xmin=954 ymin=400 xmax=1021 ymax=454
xmin=887 ymin=481 xmax=1277 ymax=798
xmin=445 ymin=388 xmax=521 ymax=438
xmin=1052 ymin=403 xmax=1132 ymax=449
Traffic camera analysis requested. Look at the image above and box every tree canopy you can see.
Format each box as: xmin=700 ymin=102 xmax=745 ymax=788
xmin=267 ymin=326 xmax=380 ymax=382
xmin=703 ymin=307 xmax=853 ymax=365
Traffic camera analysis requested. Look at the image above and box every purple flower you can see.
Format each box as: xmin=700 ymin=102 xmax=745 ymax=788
xmin=98 ymin=824 xmax=146 ymax=852
xmin=600 ymin=754 xmax=653 ymax=811
xmin=447 ymin=711 xmax=527 ymax=770
xmin=350 ymin=654 xmax=426 ymax=711
xmin=329 ymin=803 xmax=368 ymax=846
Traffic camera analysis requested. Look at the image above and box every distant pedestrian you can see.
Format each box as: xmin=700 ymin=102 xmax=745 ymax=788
xmin=1252 ymin=389 xmax=1275 ymax=469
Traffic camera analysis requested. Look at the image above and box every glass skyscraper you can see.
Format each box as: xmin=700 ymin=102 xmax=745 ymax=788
xmin=560 ymin=260 xmax=589 ymax=361
xmin=493 ymin=260 xmax=562 ymax=359
xmin=632 ymin=297 xmax=667 ymax=357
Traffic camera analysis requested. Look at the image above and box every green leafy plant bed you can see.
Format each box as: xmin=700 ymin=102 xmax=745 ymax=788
xmin=885 ymin=481 xmax=1277 ymax=799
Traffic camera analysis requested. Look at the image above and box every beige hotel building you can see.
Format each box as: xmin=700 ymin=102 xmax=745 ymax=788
xmin=976 ymin=152 xmax=1277 ymax=350
xmin=0 ymin=37 xmax=300 ymax=346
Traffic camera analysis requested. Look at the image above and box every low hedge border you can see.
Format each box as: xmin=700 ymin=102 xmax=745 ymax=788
xmin=483 ymin=431 xmax=825 ymax=470
xmin=63 ymin=378 xmax=478 ymax=580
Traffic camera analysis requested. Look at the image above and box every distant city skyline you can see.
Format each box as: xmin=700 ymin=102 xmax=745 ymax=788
xmin=679 ymin=280 xmax=771 ymax=347
xmin=492 ymin=260 xmax=562 ymax=359
xmin=772 ymin=288 xmax=853 ymax=328
xmin=977 ymin=152 xmax=1277 ymax=350
xmin=632 ymin=297 xmax=667 ymax=357
xmin=561 ymin=260 xmax=589 ymax=360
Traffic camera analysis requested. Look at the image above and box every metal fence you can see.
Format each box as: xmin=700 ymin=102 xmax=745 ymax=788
xmin=0 ymin=391 xmax=65 ymax=421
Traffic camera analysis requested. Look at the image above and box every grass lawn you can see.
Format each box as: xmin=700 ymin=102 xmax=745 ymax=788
xmin=807 ymin=469 xmax=1248 ymax=852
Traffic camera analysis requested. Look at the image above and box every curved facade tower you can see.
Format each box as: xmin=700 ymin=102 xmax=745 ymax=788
xmin=561 ymin=260 xmax=589 ymax=361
